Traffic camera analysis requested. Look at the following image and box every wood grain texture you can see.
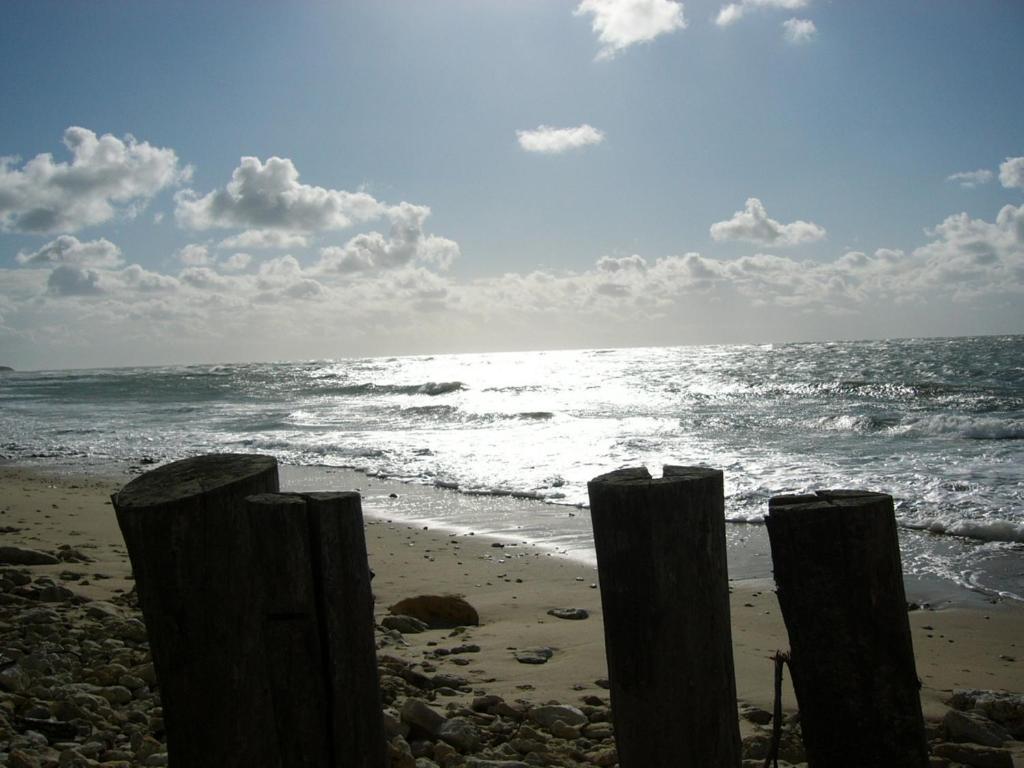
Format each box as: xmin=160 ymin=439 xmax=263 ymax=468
xmin=588 ymin=465 xmax=741 ymax=768
xmin=114 ymin=454 xmax=281 ymax=767
xmin=766 ymin=491 xmax=929 ymax=768
xmin=113 ymin=457 xmax=385 ymax=767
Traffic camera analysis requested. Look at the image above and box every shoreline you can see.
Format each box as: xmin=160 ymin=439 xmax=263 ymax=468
xmin=3 ymin=458 xmax=1024 ymax=764
xmin=1 ymin=459 xmax=1021 ymax=715
xmin=7 ymin=454 xmax=1017 ymax=607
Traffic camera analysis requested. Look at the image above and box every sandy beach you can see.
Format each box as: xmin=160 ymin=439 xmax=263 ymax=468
xmin=2 ymin=460 xmax=1023 ymax=766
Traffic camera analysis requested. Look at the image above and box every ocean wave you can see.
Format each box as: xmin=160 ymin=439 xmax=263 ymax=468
xmin=402 ymin=404 xmax=458 ymax=416
xmin=892 ymin=414 xmax=1023 ymax=440
xmin=814 ymin=414 xmax=893 ymax=434
xmin=905 ymin=517 xmax=1024 ymax=544
xmin=313 ymin=381 xmax=465 ymax=397
xmin=417 ymin=381 xmax=464 ymax=396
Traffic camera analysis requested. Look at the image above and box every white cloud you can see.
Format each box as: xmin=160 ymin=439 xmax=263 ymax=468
xmin=575 ymin=0 xmax=686 ymax=60
xmin=221 ymin=252 xmax=252 ymax=272
xmin=3 ymin=202 xmax=1020 ymax=368
xmin=715 ymin=0 xmax=808 ymax=27
xmin=177 ymin=243 xmax=211 ymax=266
xmin=217 ymin=229 xmax=310 ymax=250
xmin=710 ymin=198 xmax=826 ymax=246
xmin=1000 ymin=156 xmax=1024 ymax=189
xmin=947 ymin=169 xmax=994 ymax=188
xmin=517 ymin=125 xmax=606 ymax=154
xmin=174 ymin=156 xmax=385 ymax=231
xmin=316 ymin=203 xmax=459 ymax=273
xmin=16 ymin=235 xmax=123 ymax=268
xmin=597 ymin=254 xmax=647 ymax=272
xmin=47 ymin=264 xmax=104 ymax=296
xmin=0 ymin=127 xmax=190 ymax=234
xmin=782 ymin=17 xmax=816 ymax=43
xmin=118 ymin=264 xmax=179 ymax=292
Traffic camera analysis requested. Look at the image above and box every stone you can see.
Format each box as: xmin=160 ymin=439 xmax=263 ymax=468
xmin=943 ymin=708 xmax=1011 ymax=747
xmin=383 ymin=709 xmax=409 ymax=740
xmin=528 ymin=704 xmax=587 ymax=729
xmin=8 ymin=750 xmax=42 ymax=768
xmin=431 ymin=673 xmax=468 ymax=690
xmin=36 ymin=584 xmax=76 ymax=602
xmin=548 ymin=720 xmax=580 ymax=739
xmin=586 ymin=747 xmax=618 ymax=766
xmin=514 ymin=648 xmax=553 ymax=665
xmin=546 ymin=608 xmax=589 ymax=620
xmin=0 ymin=547 xmax=60 ymax=566
xmin=57 ymin=547 xmax=92 ymax=563
xmin=83 ymin=602 xmax=121 ymax=620
xmin=950 ymin=689 xmax=1024 ymax=738
xmin=114 ymin=619 xmax=149 ymax=643
xmin=740 ymin=704 xmax=773 ymax=725
xmin=0 ymin=664 xmax=31 ymax=693
xmin=464 ymin=760 xmax=531 ymax=768
xmin=742 ymin=734 xmax=771 ymax=760
xmin=383 ymin=615 xmax=430 ymax=634
xmin=389 ymin=736 xmax=417 ymax=768
xmin=390 ymin=595 xmax=479 ymax=628
xmin=401 ymin=697 xmax=446 ymax=738
xmin=932 ymin=742 xmax=1013 ymax=768
xmin=582 ymin=722 xmax=614 ymax=740
xmin=472 ymin=695 xmax=504 ymax=713
xmin=1 ymin=568 xmax=32 ymax=586
xmin=437 ymin=716 xmax=481 ymax=753
xmin=433 ymin=741 xmax=458 ymax=763
xmin=99 ymin=685 xmax=133 ymax=705
xmin=21 ymin=607 xmax=61 ymax=624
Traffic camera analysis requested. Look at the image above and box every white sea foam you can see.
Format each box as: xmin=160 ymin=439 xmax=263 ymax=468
xmin=906 ymin=517 xmax=1024 ymax=544
xmin=892 ymin=414 xmax=1023 ymax=440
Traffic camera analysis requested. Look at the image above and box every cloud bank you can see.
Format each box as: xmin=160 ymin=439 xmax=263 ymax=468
xmin=4 ymin=202 xmax=1019 ymax=367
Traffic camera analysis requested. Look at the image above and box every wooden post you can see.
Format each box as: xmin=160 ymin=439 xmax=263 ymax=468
xmin=113 ymin=455 xmax=385 ymax=767
xmin=765 ymin=491 xmax=929 ymax=768
xmin=587 ymin=466 xmax=741 ymax=768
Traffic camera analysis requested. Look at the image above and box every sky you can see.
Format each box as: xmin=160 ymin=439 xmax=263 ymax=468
xmin=0 ymin=0 xmax=1022 ymax=369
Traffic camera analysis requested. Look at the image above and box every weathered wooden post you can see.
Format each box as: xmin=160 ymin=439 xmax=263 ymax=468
xmin=766 ymin=491 xmax=929 ymax=768
xmin=588 ymin=466 xmax=741 ymax=768
xmin=113 ymin=455 xmax=385 ymax=768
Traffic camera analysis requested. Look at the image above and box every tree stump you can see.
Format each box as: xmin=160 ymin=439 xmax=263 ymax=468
xmin=766 ymin=490 xmax=929 ymax=768
xmin=587 ymin=466 xmax=741 ymax=768
xmin=114 ymin=455 xmax=384 ymax=767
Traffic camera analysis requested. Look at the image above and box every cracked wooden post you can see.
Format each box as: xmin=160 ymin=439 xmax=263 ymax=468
xmin=766 ymin=490 xmax=928 ymax=768
xmin=113 ymin=455 xmax=384 ymax=768
xmin=588 ymin=466 xmax=741 ymax=768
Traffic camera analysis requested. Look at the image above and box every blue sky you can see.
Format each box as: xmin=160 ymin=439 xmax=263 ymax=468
xmin=1 ymin=0 xmax=1022 ymax=368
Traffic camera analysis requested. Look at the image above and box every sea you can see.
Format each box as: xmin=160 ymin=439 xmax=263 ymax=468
xmin=2 ymin=335 xmax=1022 ymax=601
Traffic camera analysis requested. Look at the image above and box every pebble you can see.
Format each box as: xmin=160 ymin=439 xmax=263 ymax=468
xmin=546 ymin=608 xmax=589 ymax=621
xmin=513 ymin=647 xmax=553 ymax=665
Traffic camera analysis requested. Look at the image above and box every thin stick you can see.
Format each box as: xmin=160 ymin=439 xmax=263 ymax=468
xmin=763 ymin=651 xmax=789 ymax=768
